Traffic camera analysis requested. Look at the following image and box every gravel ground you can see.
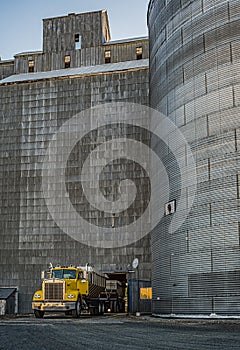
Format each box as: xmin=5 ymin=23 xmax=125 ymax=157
xmin=0 ymin=314 xmax=240 ymax=350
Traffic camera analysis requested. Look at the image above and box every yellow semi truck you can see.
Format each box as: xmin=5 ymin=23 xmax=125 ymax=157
xmin=32 ymin=264 xmax=107 ymax=318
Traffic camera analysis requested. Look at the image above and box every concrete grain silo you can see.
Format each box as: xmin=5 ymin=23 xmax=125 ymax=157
xmin=148 ymin=0 xmax=240 ymax=315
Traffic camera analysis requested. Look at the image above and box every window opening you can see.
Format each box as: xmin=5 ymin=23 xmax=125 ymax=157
xmin=105 ymin=50 xmax=111 ymax=64
xmin=75 ymin=34 xmax=82 ymax=50
xmin=28 ymin=60 xmax=34 ymax=73
xmin=64 ymin=55 xmax=71 ymax=68
xmin=136 ymin=47 xmax=143 ymax=60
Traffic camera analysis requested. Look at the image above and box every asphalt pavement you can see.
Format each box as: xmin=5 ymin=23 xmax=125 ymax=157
xmin=0 ymin=314 xmax=239 ymax=350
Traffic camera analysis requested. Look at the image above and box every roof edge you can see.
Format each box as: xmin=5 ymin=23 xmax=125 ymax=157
xmin=103 ymin=36 xmax=149 ymax=46
xmin=14 ymin=51 xmax=43 ymax=58
xmin=43 ymin=9 xmax=106 ymax=22
xmin=0 ymin=59 xmax=14 ymax=64
xmin=0 ymin=59 xmax=149 ymax=85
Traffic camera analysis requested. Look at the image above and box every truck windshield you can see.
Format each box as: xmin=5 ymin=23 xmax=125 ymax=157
xmin=52 ymin=269 xmax=76 ymax=279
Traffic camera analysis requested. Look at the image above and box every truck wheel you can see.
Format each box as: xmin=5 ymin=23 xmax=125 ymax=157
xmin=73 ymin=298 xmax=81 ymax=318
xmin=112 ymin=301 xmax=117 ymax=313
xmin=98 ymin=302 xmax=102 ymax=315
xmin=116 ymin=302 xmax=120 ymax=313
xmin=112 ymin=301 xmax=120 ymax=313
xmin=34 ymin=310 xmax=44 ymax=318
xmin=110 ymin=301 xmax=113 ymax=313
xmin=98 ymin=302 xmax=104 ymax=316
xmin=101 ymin=302 xmax=105 ymax=315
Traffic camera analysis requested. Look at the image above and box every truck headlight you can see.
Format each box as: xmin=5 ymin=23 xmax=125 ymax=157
xmin=34 ymin=294 xmax=41 ymax=299
xmin=67 ymin=294 xmax=75 ymax=299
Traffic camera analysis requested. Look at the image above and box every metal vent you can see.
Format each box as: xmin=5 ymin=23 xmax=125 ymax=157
xmin=44 ymin=282 xmax=64 ymax=301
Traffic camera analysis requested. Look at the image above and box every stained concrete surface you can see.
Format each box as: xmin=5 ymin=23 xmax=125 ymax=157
xmin=0 ymin=315 xmax=239 ymax=350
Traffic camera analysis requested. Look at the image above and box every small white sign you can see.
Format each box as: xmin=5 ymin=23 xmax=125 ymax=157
xmin=132 ymin=258 xmax=139 ymax=269
xmin=165 ymin=200 xmax=176 ymax=216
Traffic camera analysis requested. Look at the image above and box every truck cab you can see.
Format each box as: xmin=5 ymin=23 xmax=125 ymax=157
xmin=32 ymin=266 xmax=88 ymax=318
xmin=32 ymin=265 xmax=107 ymax=318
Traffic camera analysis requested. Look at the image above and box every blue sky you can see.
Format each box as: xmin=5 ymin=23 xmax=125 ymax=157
xmin=0 ymin=0 xmax=149 ymax=60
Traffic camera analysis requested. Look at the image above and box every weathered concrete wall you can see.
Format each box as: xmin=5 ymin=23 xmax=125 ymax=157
xmin=43 ymin=11 xmax=106 ymax=52
xmin=0 ymin=61 xmax=14 ymax=80
xmin=0 ymin=67 xmax=149 ymax=313
xmin=0 ymin=9 xmax=150 ymax=314
xmin=103 ymin=39 xmax=149 ymax=64
xmin=12 ymin=39 xmax=149 ymax=74
xmin=11 ymin=11 xmax=148 ymax=74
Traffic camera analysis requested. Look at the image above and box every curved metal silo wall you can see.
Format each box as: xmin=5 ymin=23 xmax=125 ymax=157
xmin=148 ymin=0 xmax=240 ymax=315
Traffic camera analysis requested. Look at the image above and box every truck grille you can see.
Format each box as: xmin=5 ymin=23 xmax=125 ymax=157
xmin=44 ymin=282 xmax=64 ymax=301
